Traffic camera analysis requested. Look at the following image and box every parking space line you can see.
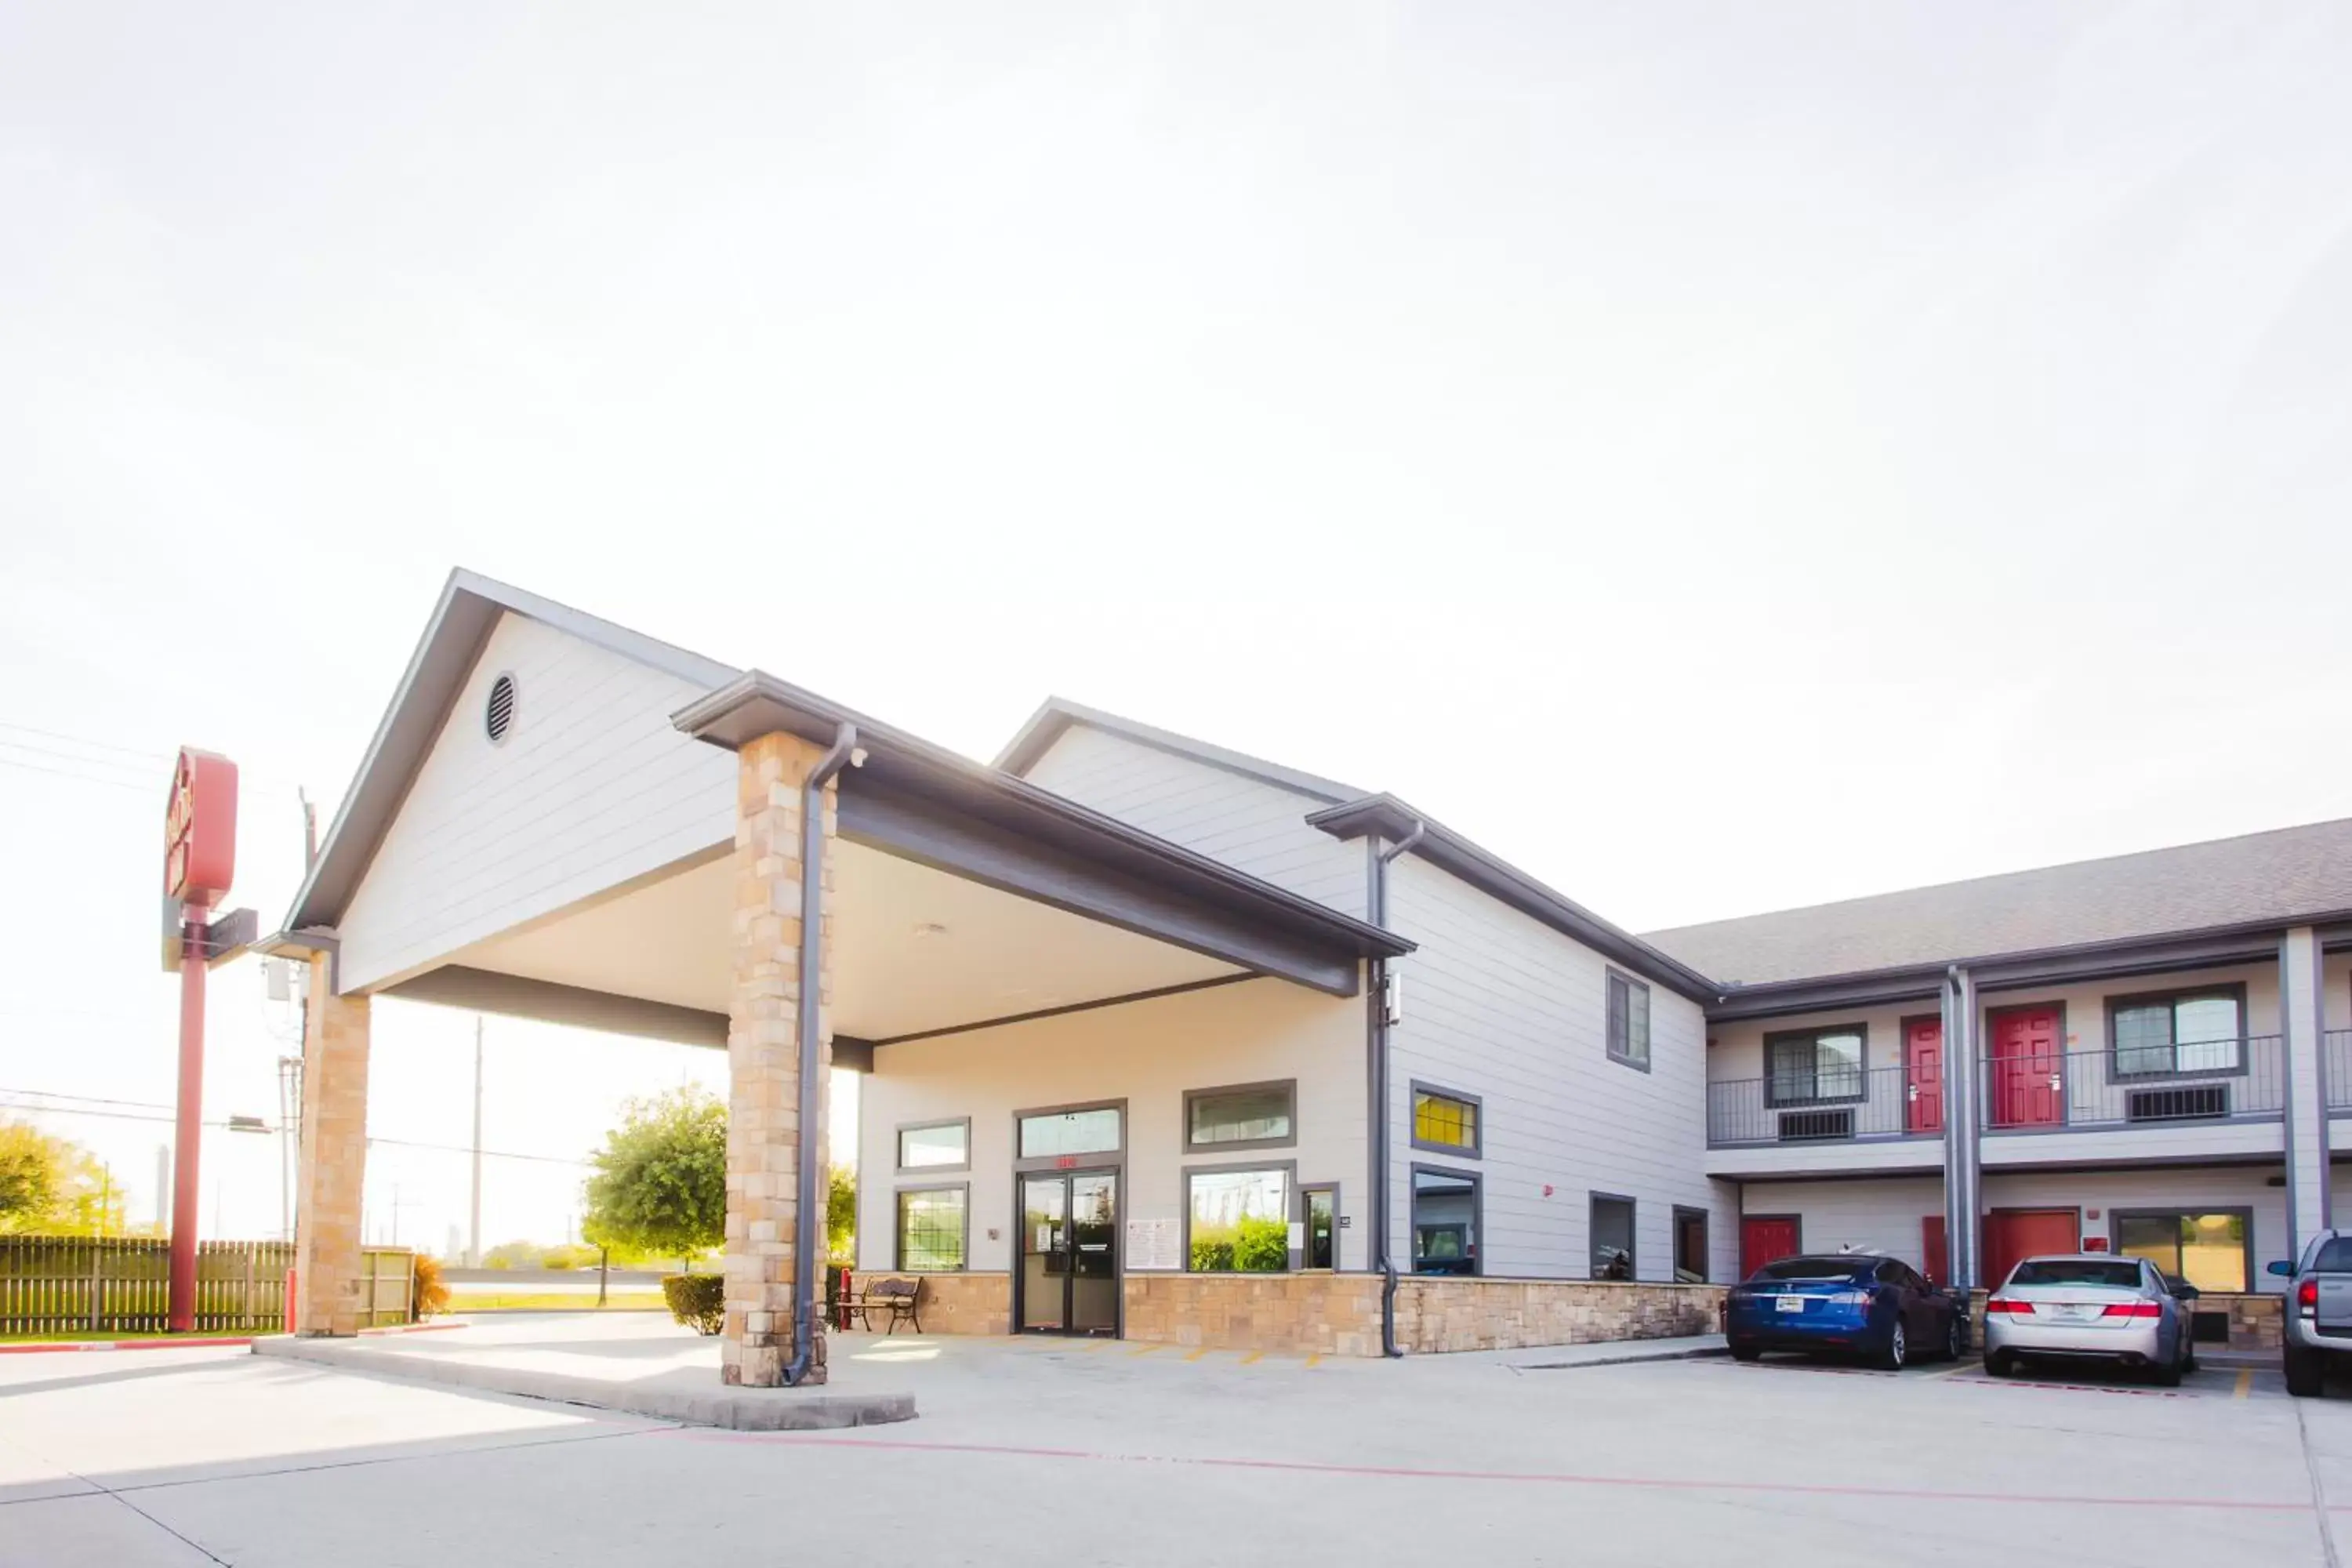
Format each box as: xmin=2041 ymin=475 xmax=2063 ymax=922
xmin=1918 ymin=1363 xmax=1973 ymax=1380
xmin=1129 ymin=1345 xmax=1163 ymax=1357
xmin=1183 ymin=1348 xmax=1211 ymax=1363
xmin=1240 ymin=1351 xmax=1265 ymax=1366
xmin=2235 ymin=1369 xmax=2253 ymax=1399
xmin=1304 ymin=1354 xmax=1323 ymax=1369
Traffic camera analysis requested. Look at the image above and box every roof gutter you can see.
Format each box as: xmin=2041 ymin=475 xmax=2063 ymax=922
xmin=1369 ymin=820 xmax=1426 ymax=1360
xmin=786 ymin=720 xmax=862 ymax=1388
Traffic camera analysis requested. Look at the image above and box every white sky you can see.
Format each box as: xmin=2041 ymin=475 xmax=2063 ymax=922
xmin=5 ymin=2 xmax=2350 ymax=1249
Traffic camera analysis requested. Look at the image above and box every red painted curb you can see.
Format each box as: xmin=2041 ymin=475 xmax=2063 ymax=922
xmin=0 ymin=1337 xmax=253 ymax=1356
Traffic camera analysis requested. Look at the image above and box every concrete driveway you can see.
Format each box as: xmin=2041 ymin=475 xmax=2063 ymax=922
xmin=5 ymin=1320 xmax=2349 ymax=1566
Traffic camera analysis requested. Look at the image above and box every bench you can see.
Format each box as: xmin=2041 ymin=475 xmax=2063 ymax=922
xmin=844 ymin=1276 xmax=923 ymax=1335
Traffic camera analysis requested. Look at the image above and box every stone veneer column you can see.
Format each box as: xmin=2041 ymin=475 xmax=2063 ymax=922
xmin=723 ymin=731 xmax=836 ymax=1387
xmin=293 ymin=953 xmax=371 ymax=1335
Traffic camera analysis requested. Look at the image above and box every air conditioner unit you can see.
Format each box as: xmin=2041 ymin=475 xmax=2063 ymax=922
xmin=1778 ymin=1107 xmax=1855 ymax=1142
xmin=2126 ymin=1083 xmax=2228 ymax=1123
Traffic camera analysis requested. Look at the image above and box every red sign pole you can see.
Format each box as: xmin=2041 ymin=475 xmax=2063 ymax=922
xmin=169 ymin=913 xmax=207 ymax=1332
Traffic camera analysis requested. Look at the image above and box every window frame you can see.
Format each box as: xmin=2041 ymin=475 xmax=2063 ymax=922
xmin=1181 ymin=1079 xmax=1298 ymax=1155
xmin=1606 ymin=968 xmax=1653 ymax=1072
xmin=1762 ymin=1022 xmax=1871 ymax=1109
xmin=2103 ymin=984 xmax=2250 ymax=1081
xmin=1590 ymin=1191 xmax=1638 ymax=1281
xmin=1181 ymin=1159 xmax=1298 ymax=1274
xmin=894 ymin=1117 xmax=971 ymax=1175
xmin=2108 ymin=1206 xmax=2255 ymax=1294
xmin=1671 ymin=1204 xmax=1709 ymax=1284
xmin=1409 ymin=1080 xmax=1483 ymax=1158
xmin=1299 ymin=1181 xmax=1341 ymax=1272
xmin=1011 ymin=1099 xmax=1127 ymax=1168
xmin=1409 ymin=1162 xmax=1483 ymax=1277
xmin=893 ymin=1181 xmax=971 ymax=1273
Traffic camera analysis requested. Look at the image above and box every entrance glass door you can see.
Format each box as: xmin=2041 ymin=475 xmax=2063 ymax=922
xmin=1019 ymin=1170 xmax=1119 ymax=1335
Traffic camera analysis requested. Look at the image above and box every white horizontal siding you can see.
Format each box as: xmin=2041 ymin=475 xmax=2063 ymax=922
xmin=338 ymin=612 xmax=735 ymax=991
xmin=1740 ymin=1178 xmax=1946 ymax=1273
xmin=1385 ymin=854 xmax=1737 ymax=1283
xmin=1983 ymin=1166 xmax=2290 ymax=1291
xmin=1019 ymin=724 xmax=1367 ymax=918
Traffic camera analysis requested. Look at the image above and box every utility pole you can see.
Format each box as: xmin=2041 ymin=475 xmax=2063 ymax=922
xmin=470 ymin=1015 xmax=485 ymax=1269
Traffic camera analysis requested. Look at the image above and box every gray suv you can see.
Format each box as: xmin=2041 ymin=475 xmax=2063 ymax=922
xmin=2277 ymin=1230 xmax=2352 ymax=1397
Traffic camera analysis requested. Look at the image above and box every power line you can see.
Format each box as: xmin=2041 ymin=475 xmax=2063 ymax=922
xmin=0 ymin=755 xmax=157 ymax=794
xmin=0 ymin=1098 xmax=595 ymax=1169
xmin=0 ymin=720 xmax=303 ymax=798
xmin=0 ymin=719 xmax=171 ymax=763
xmin=0 ymin=1086 xmax=173 ymax=1111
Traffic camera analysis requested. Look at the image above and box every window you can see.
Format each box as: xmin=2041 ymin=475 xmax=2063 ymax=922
xmin=1672 ymin=1207 xmax=1708 ymax=1283
xmin=896 ymin=1120 xmax=968 ymax=1172
xmin=1411 ymin=1083 xmax=1480 ymax=1155
xmin=2113 ymin=1210 xmax=2250 ymax=1293
xmin=1184 ymin=1081 xmax=1294 ymax=1152
xmin=1186 ymin=1167 xmax=1290 ymax=1272
xmin=1591 ymin=1193 xmax=1635 ymax=1279
xmin=1018 ymin=1105 xmax=1121 ymax=1160
xmin=1764 ymin=1025 xmax=1867 ymax=1106
xmin=1607 ymin=971 xmax=1652 ymax=1069
xmin=1411 ymin=1167 xmax=1479 ymax=1275
xmin=2109 ymin=988 xmax=2245 ymax=1078
xmin=1754 ymin=1255 xmax=1873 ymax=1282
xmin=2008 ymin=1258 xmax=2143 ymax=1290
xmin=895 ymin=1186 xmax=967 ymax=1272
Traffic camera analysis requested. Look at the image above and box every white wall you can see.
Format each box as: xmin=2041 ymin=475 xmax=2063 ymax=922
xmin=339 ymin=612 xmax=735 ymax=992
xmin=856 ymin=976 xmax=1367 ymax=1274
xmin=1385 ymin=855 xmax=1737 ymax=1283
xmin=1740 ymin=1177 xmax=1945 ymax=1272
xmin=1018 ymin=723 xmax=1367 ymax=918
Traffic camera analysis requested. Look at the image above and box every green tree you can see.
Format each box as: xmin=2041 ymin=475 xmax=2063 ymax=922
xmin=826 ymin=1164 xmax=856 ymax=1264
xmin=582 ymin=1087 xmax=727 ymax=1272
xmin=0 ymin=1121 xmax=123 ymax=1236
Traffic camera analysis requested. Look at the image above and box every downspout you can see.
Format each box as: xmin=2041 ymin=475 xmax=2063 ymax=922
xmin=1369 ymin=820 xmax=1426 ymax=1359
xmin=786 ymin=721 xmax=861 ymax=1388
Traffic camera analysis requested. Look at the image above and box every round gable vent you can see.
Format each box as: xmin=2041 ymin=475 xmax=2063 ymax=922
xmin=485 ymin=673 xmax=517 ymax=743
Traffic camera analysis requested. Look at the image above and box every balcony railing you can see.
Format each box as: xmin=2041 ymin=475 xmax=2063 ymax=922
xmin=1706 ymin=1064 xmax=1936 ymax=1148
xmin=1707 ymin=1035 xmax=2285 ymax=1149
xmin=1980 ymin=1036 xmax=2281 ymax=1131
xmin=2327 ymin=1030 xmax=2352 ymax=1112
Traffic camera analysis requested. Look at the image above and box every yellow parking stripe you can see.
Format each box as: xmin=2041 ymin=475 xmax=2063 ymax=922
xmin=1304 ymin=1354 xmax=1323 ymax=1369
xmin=1130 ymin=1344 xmax=1163 ymax=1357
xmin=1918 ymin=1362 xmax=1973 ymax=1380
xmin=1240 ymin=1350 xmax=1265 ymax=1366
xmin=1184 ymin=1348 xmax=1212 ymax=1362
xmin=2234 ymin=1369 xmax=2252 ymax=1399
xmin=1083 ymin=1341 xmax=1114 ymax=1353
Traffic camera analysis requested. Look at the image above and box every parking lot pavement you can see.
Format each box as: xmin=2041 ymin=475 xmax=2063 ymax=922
xmin=5 ymin=1330 xmax=2350 ymax=1567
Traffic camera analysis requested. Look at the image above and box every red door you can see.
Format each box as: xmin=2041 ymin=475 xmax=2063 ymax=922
xmin=1984 ymin=1209 xmax=2078 ymax=1288
xmin=1988 ymin=1007 xmax=2063 ymax=1128
xmin=1921 ymin=1215 xmax=1947 ymax=1287
xmin=1740 ymin=1216 xmax=1800 ymax=1278
xmin=1905 ymin=1018 xmax=1944 ymax=1134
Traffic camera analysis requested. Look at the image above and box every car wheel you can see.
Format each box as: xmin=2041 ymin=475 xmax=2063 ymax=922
xmin=2182 ymin=1339 xmax=2198 ymax=1374
xmin=1878 ymin=1320 xmax=1907 ymax=1371
xmin=2151 ymin=1354 xmax=2182 ymax=1388
xmin=1944 ymin=1315 xmax=1965 ymax=1362
xmin=1730 ymin=1342 xmax=1762 ymax=1363
xmin=1984 ymin=1350 xmax=2016 ymax=1377
xmin=2286 ymin=1345 xmax=2325 ymax=1399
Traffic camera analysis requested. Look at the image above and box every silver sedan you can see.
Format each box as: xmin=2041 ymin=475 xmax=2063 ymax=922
xmin=1983 ymin=1254 xmax=2197 ymax=1385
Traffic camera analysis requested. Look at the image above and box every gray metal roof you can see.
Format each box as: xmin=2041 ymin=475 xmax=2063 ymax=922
xmin=1642 ymin=816 xmax=2352 ymax=986
xmin=995 ymin=696 xmax=1364 ymax=804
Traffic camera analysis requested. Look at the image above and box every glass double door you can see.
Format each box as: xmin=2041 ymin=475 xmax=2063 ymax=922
xmin=1018 ymin=1169 xmax=1119 ymax=1335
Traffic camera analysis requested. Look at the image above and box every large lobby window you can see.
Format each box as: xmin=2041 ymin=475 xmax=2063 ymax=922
xmin=2114 ymin=1210 xmax=2250 ymax=1293
xmin=1187 ymin=1167 xmax=1290 ymax=1272
xmin=1411 ymin=1167 xmax=1479 ymax=1275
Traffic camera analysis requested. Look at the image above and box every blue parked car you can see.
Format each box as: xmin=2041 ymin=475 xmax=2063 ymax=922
xmin=1726 ymin=1252 xmax=1969 ymax=1370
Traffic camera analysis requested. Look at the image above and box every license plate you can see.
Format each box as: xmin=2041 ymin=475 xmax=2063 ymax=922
xmin=2053 ymin=1305 xmax=2089 ymax=1322
xmin=1775 ymin=1296 xmax=1805 ymax=1313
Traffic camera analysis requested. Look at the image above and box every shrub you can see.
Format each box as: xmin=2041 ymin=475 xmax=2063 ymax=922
xmin=1232 ymin=1215 xmax=1289 ymax=1272
xmin=539 ymin=1244 xmax=597 ymax=1272
xmin=1189 ymin=1238 xmax=1235 ymax=1272
xmin=412 ymin=1254 xmax=452 ymax=1319
xmin=663 ymin=1273 xmax=725 ymax=1335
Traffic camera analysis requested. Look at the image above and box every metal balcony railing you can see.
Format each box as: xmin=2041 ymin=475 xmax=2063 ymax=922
xmin=1980 ymin=1035 xmax=2282 ymax=1131
xmin=1707 ymin=1035 xmax=2286 ymax=1149
xmin=1705 ymin=1064 xmax=1938 ymax=1148
xmin=2326 ymin=1030 xmax=2352 ymax=1113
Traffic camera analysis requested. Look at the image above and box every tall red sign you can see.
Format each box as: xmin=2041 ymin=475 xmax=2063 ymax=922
xmin=164 ymin=749 xmax=238 ymax=909
xmin=163 ymin=747 xmax=238 ymax=1333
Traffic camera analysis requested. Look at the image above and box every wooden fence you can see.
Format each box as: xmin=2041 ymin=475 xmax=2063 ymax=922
xmin=0 ymin=1237 xmax=414 ymax=1335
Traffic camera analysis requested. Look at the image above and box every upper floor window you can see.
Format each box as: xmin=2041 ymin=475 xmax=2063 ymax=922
xmin=1185 ymin=1082 xmax=1294 ymax=1152
xmin=1764 ymin=1025 xmax=1866 ymax=1107
xmin=1411 ymin=1084 xmax=1480 ymax=1156
xmin=2109 ymin=987 xmax=2244 ymax=1078
xmin=897 ymin=1120 xmax=969 ymax=1172
xmin=1606 ymin=971 xmax=1651 ymax=1069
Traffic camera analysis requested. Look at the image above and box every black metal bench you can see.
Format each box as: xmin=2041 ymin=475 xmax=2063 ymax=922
xmin=847 ymin=1276 xmax=922 ymax=1335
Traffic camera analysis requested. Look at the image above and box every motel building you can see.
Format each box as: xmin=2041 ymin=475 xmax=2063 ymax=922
xmin=267 ymin=571 xmax=2352 ymax=1382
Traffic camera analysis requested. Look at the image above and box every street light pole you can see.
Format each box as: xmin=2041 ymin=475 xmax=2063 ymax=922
xmin=470 ymin=1016 xmax=484 ymax=1268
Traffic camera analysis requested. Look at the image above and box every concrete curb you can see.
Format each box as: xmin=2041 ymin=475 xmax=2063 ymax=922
xmin=251 ymin=1337 xmax=917 ymax=1430
xmin=1518 ymin=1345 xmax=1731 ymax=1371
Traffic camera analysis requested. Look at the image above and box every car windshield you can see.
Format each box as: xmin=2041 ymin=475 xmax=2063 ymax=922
xmin=1752 ymin=1256 xmax=1873 ymax=1282
xmin=2006 ymin=1259 xmax=2143 ymax=1289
